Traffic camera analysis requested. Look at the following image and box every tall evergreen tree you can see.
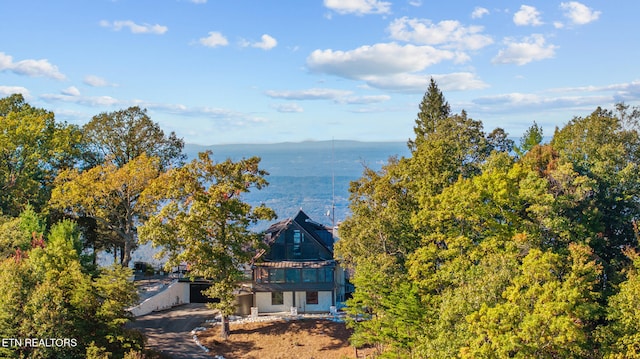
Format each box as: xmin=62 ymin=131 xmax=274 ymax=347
xmin=407 ymin=77 xmax=451 ymax=152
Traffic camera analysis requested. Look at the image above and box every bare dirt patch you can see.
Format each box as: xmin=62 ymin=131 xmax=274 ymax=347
xmin=198 ymin=318 xmax=375 ymax=359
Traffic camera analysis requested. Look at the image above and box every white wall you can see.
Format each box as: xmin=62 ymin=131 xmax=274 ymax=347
xmin=297 ymin=291 xmax=333 ymax=313
xmin=255 ymin=291 xmax=294 ymax=313
xmin=128 ymin=281 xmax=189 ymax=317
xmin=256 ymin=291 xmax=333 ymax=313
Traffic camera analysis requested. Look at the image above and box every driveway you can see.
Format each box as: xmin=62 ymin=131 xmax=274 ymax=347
xmin=129 ymin=303 xmax=217 ymax=359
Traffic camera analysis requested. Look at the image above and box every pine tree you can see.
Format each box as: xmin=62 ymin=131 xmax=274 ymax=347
xmin=407 ymin=78 xmax=451 ymax=152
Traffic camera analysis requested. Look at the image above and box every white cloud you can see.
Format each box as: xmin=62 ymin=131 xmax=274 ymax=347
xmin=408 ymin=0 xmax=422 ymax=7
xmin=61 ymin=86 xmax=81 ymax=96
xmin=265 ymin=88 xmax=391 ymax=104
xmin=307 ymin=42 xmax=462 ymax=80
xmin=492 ymin=34 xmax=557 ymax=65
xmin=474 ymin=92 xmax=542 ymax=106
xmin=433 ymin=72 xmax=489 ymax=91
xmin=199 ymin=32 xmax=229 ymax=48
xmin=472 ymin=92 xmax=610 ymax=114
xmin=39 ymin=94 xmax=267 ymax=127
xmin=265 ymin=88 xmax=352 ymax=100
xmin=388 ymin=17 xmax=493 ymax=51
xmin=513 ymin=5 xmax=543 ymax=26
xmin=0 ymin=86 xmax=30 ymax=97
xmin=190 ymin=0 xmax=207 ymax=3
xmin=156 ymin=104 xmax=267 ymax=124
xmin=306 ymin=42 xmax=486 ymax=93
xmin=363 ymin=72 xmax=488 ymax=92
xmin=470 ymin=81 xmax=640 ymax=116
xmin=554 ymin=21 xmax=565 ymax=29
xmin=471 ymin=7 xmax=489 ymax=19
xmin=323 ymin=0 xmax=391 ymax=15
xmin=41 ymin=93 xmax=122 ymax=107
xmin=84 ymin=75 xmax=114 ymax=87
xmin=340 ymin=95 xmax=391 ymax=104
xmin=547 ymin=80 xmax=640 ymax=103
xmin=549 ymin=81 xmax=640 ymax=94
xmin=0 ymin=52 xmax=65 ymax=80
xmin=242 ymin=34 xmax=278 ymax=50
xmin=560 ymin=1 xmax=601 ymax=25
xmin=99 ymin=20 xmax=168 ymax=34
xmin=272 ymin=103 xmax=304 ymax=113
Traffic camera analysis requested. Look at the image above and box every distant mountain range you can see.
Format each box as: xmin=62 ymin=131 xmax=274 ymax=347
xmin=183 ymin=140 xmax=410 ymax=224
xmin=184 ymin=140 xmax=409 ymax=177
xmin=123 ymin=141 xmax=410 ymax=267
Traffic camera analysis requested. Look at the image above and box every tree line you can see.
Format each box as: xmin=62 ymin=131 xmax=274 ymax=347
xmin=335 ymin=79 xmax=640 ymax=358
xmin=3 ymin=81 xmax=639 ymax=358
xmin=0 ymin=94 xmax=273 ymax=357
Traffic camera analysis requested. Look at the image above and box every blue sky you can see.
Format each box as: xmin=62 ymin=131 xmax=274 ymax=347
xmin=1 ymin=0 xmax=638 ymax=145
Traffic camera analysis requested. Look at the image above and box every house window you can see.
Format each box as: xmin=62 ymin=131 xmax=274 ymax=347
xmin=255 ymin=267 xmax=268 ymax=283
xmin=272 ymin=292 xmax=284 ymax=305
xmin=306 ymin=291 xmax=318 ymax=305
xmin=268 ymin=268 xmax=285 ymax=283
xmin=324 ymin=268 xmax=334 ymax=283
xmin=293 ymin=230 xmax=302 ymax=258
xmin=286 ymin=269 xmax=300 ymax=283
xmin=302 ymin=268 xmax=317 ymax=283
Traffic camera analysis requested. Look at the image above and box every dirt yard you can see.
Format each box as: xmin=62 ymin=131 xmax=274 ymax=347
xmin=198 ymin=318 xmax=376 ymax=359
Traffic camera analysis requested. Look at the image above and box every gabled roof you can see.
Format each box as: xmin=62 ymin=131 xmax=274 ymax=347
xmin=292 ymin=210 xmax=334 ymax=252
xmin=256 ymin=209 xmax=335 ymax=262
xmin=263 ymin=217 xmax=292 ymax=245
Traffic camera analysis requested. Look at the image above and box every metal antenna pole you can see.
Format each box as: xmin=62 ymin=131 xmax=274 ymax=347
xmin=331 ymin=138 xmax=336 ymax=231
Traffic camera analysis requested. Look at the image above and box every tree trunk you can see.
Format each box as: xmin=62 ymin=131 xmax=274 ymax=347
xmin=220 ymin=314 xmax=230 ymax=340
xmin=120 ymin=244 xmax=125 ymax=265
xmin=121 ymin=233 xmax=134 ymax=268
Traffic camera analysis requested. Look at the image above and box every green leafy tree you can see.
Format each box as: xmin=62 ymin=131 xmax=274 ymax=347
xmin=139 ymin=151 xmax=276 ymax=339
xmin=336 ymin=157 xmax=419 ymax=268
xmin=409 ymin=110 xmax=491 ymax=201
xmin=336 ymin=157 xmax=423 ymax=356
xmin=50 ymin=154 xmax=160 ymax=267
xmin=487 ymin=127 xmax=515 ymax=154
xmin=407 ymin=153 xmax=526 ymax=357
xmin=0 ymin=94 xmax=82 ymax=216
xmin=343 ymin=253 xmax=409 ymax=356
xmin=515 ymin=121 xmax=544 ymax=157
xmin=338 ymin=83 xmax=640 ymax=358
xmin=464 ymin=243 xmax=603 ymax=359
xmin=552 ymin=105 xmax=640 ymax=288
xmin=0 ymin=205 xmax=45 ymax=259
xmin=600 ymin=247 xmax=640 ymax=358
xmin=0 ymin=215 xmax=141 ymax=358
xmin=83 ymin=106 xmax=185 ymax=170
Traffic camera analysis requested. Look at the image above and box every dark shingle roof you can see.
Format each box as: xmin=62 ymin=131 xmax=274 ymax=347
xmin=254 ymin=260 xmax=335 ymax=269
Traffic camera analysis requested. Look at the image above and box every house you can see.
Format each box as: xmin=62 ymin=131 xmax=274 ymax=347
xmin=251 ymin=210 xmax=346 ymax=313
